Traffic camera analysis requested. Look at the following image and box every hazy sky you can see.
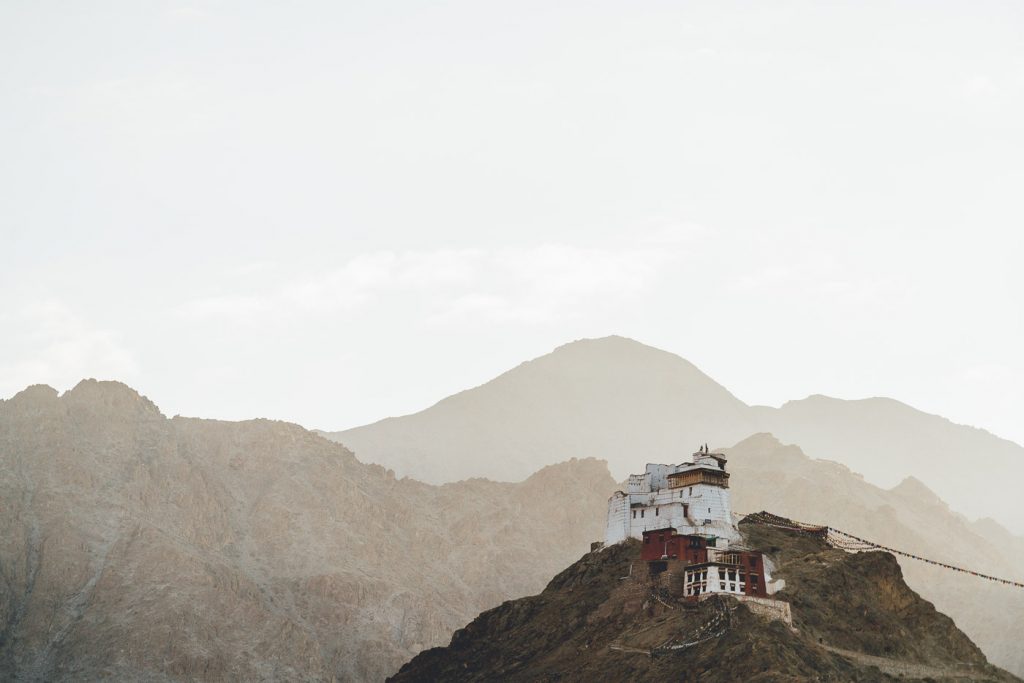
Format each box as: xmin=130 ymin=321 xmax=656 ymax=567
xmin=2 ymin=2 xmax=1022 ymax=449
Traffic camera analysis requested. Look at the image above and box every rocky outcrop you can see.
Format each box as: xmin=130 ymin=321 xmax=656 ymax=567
xmin=0 ymin=380 xmax=615 ymax=681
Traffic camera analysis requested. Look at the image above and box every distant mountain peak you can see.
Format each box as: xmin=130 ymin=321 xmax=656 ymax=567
xmin=552 ymin=334 xmax=664 ymax=352
xmin=61 ymin=378 xmax=164 ymax=417
xmin=548 ymin=334 xmax=702 ymax=366
xmin=9 ymin=383 xmax=59 ymax=402
xmin=3 ymin=384 xmax=61 ymax=413
xmin=890 ymin=476 xmax=943 ymax=503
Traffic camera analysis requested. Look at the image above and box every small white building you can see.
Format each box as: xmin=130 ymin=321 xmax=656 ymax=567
xmin=684 ymin=563 xmax=750 ymax=598
xmin=604 ymin=447 xmax=740 ymax=546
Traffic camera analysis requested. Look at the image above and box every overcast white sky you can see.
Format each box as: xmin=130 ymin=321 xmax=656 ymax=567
xmin=1 ymin=1 xmax=1022 ymax=448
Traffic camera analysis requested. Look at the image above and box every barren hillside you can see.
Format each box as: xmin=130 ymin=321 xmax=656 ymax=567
xmin=0 ymin=380 xmax=614 ymax=681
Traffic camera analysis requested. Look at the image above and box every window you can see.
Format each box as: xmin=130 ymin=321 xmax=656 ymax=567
xmin=632 ymin=510 xmax=636 ymax=519
xmin=641 ymin=509 xmax=645 ymax=518
xmin=644 ymin=536 xmax=650 ymax=544
xmin=655 ymin=507 xmax=659 ymax=516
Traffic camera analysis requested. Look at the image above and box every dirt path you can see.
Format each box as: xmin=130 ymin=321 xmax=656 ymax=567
xmin=823 ymin=644 xmax=997 ymax=681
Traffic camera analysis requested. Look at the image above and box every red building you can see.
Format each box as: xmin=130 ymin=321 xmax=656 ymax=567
xmin=642 ymin=528 xmax=769 ymax=599
xmin=641 ymin=527 xmax=709 ymax=563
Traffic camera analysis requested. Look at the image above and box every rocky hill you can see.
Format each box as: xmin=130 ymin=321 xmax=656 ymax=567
xmin=390 ymin=521 xmax=1019 ymax=683
xmin=0 ymin=380 xmax=615 ymax=682
xmin=322 ymin=336 xmax=1024 ymax=534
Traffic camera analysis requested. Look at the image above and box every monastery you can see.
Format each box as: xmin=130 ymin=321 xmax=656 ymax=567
xmin=605 ymin=445 xmax=740 ymax=546
xmin=604 ymin=446 xmax=787 ymax=609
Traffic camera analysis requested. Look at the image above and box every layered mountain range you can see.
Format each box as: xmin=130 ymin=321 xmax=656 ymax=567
xmin=324 ymin=336 xmax=1024 ymax=535
xmin=1 ymin=336 xmax=1022 ymax=680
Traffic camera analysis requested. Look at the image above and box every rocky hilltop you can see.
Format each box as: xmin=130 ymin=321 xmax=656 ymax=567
xmin=390 ymin=520 xmax=1019 ymax=683
xmin=0 ymin=380 xmax=615 ymax=682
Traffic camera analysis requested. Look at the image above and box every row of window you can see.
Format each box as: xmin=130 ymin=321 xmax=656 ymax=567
xmin=685 ymin=581 xmax=746 ymax=596
xmin=684 ymin=576 xmax=760 ymax=596
xmin=632 ymin=503 xmax=713 ymax=519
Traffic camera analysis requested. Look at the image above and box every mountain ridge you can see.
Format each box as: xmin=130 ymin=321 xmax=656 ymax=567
xmin=322 ymin=335 xmax=1024 ymax=535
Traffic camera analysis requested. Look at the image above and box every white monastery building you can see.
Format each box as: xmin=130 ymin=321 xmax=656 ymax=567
xmin=603 ymin=445 xmax=787 ymax=613
xmin=604 ymin=446 xmax=741 ymax=546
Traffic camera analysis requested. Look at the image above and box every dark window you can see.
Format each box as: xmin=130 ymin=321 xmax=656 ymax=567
xmin=632 ymin=510 xmax=636 ymax=519
xmin=641 ymin=509 xmax=645 ymax=518
xmin=644 ymin=536 xmax=650 ymax=544
xmin=655 ymin=507 xmax=659 ymax=516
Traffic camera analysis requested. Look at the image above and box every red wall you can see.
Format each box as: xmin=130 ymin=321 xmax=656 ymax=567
xmin=641 ymin=530 xmax=708 ymax=562
xmin=641 ymin=532 xmax=769 ymax=598
xmin=741 ymin=552 xmax=768 ymax=597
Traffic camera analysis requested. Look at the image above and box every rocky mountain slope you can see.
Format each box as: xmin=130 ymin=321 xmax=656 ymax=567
xmin=322 ymin=336 xmax=1024 ymax=534
xmin=391 ymin=521 xmax=1018 ymax=682
xmin=0 ymin=380 xmax=614 ymax=682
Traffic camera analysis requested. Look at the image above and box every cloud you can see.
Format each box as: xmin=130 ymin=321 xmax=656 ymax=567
xmin=0 ymin=300 xmax=138 ymax=397
xmin=439 ymin=244 xmax=670 ymax=324
xmin=178 ymin=243 xmax=677 ymax=327
xmin=165 ymin=7 xmax=210 ymax=22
